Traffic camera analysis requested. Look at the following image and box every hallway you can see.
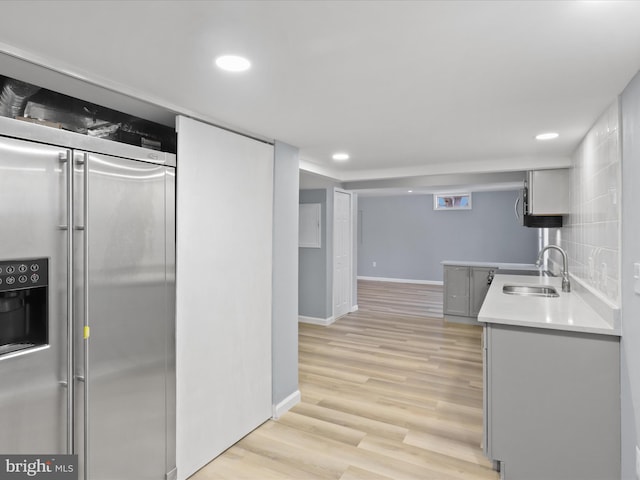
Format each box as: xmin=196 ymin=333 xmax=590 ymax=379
xmin=193 ymin=280 xmax=497 ymax=479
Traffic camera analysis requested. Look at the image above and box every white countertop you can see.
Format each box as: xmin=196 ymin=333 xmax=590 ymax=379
xmin=441 ymin=260 xmax=539 ymax=270
xmin=478 ymin=274 xmax=620 ymax=336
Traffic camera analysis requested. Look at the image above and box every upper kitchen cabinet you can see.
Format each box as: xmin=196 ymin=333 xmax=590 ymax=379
xmin=525 ymin=169 xmax=570 ymax=215
xmin=518 ymin=169 xmax=570 ymax=228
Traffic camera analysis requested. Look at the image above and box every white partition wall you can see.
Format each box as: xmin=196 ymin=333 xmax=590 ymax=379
xmin=175 ymin=116 xmax=274 ymax=479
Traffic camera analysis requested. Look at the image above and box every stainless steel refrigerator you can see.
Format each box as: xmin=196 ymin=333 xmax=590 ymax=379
xmin=0 ymin=117 xmax=176 ymax=480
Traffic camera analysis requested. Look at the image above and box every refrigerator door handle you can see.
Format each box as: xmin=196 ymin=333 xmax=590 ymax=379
xmin=64 ymin=148 xmax=74 ymax=455
xmin=73 ymin=151 xmax=90 ymax=480
xmin=81 ymin=152 xmax=90 ymax=480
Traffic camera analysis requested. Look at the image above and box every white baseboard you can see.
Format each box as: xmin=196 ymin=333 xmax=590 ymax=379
xmin=350 ymin=304 xmax=359 ymax=312
xmin=444 ymin=314 xmax=478 ymax=325
xmin=299 ymin=315 xmax=335 ymax=326
xmin=357 ymin=276 xmax=443 ymax=286
xmin=272 ymin=389 xmax=301 ymax=419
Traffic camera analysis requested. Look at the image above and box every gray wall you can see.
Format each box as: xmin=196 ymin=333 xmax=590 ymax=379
xmin=272 ymin=141 xmax=300 ymax=406
xmin=621 ymin=71 xmax=640 ymax=479
xmin=299 ymin=188 xmax=334 ymax=319
xmin=299 ymin=186 xmax=359 ymax=318
xmin=358 ymin=191 xmax=540 ymax=281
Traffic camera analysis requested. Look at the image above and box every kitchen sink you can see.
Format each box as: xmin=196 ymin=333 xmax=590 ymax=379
xmin=502 ymin=284 xmax=559 ymax=297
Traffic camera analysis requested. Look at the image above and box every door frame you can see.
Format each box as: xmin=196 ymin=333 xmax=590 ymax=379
xmin=332 ymin=188 xmax=354 ymax=320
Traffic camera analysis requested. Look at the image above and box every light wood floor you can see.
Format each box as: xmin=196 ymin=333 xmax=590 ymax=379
xmin=191 ymin=280 xmax=498 ymax=480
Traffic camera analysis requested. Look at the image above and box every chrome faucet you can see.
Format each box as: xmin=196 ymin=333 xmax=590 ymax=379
xmin=536 ymin=245 xmax=571 ymax=292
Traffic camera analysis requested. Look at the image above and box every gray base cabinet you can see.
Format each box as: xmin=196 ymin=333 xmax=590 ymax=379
xmin=470 ymin=267 xmax=494 ymax=316
xmin=483 ymin=323 xmax=620 ymax=480
xmin=444 ymin=265 xmax=496 ymax=323
xmin=444 ymin=266 xmax=471 ymax=317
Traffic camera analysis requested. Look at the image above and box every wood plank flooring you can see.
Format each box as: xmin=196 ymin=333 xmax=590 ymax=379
xmin=191 ymin=280 xmax=497 ymax=480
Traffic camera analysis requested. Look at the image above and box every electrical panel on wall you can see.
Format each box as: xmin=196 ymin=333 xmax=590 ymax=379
xmin=299 ymin=203 xmax=322 ymax=248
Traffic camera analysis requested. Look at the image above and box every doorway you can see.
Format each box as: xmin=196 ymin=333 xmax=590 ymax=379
xmin=333 ymin=188 xmax=353 ymax=320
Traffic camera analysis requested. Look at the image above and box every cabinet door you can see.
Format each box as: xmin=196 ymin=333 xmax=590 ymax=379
xmin=527 ymin=169 xmax=570 ymax=215
xmin=482 ymin=325 xmax=491 ymax=458
xmin=487 ymin=324 xmax=620 ymax=479
xmin=443 ymin=266 xmax=470 ymax=316
xmin=470 ymin=267 xmax=495 ymax=316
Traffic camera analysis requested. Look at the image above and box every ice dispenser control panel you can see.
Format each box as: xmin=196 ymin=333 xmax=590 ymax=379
xmin=0 ymin=258 xmax=48 ymax=292
xmin=0 ymin=258 xmax=49 ymax=357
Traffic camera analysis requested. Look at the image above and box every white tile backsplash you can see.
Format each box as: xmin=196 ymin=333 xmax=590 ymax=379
xmin=560 ymin=100 xmax=621 ymax=306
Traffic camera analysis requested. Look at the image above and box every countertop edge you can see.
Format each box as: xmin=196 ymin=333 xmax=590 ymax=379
xmin=478 ymin=274 xmax=621 ymax=337
xmin=476 ymin=317 xmax=621 ymax=336
xmin=441 ymin=260 xmax=539 ymax=270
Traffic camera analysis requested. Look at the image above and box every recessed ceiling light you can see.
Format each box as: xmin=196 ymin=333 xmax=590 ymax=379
xmin=215 ymin=55 xmax=251 ymax=72
xmin=408 ymin=190 xmax=413 ymax=193
xmin=535 ymin=132 xmax=559 ymax=141
xmin=332 ymin=152 xmax=350 ymax=161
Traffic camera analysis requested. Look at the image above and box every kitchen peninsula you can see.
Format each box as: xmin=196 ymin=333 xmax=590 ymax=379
xmin=442 ymin=261 xmax=542 ymax=325
xmin=479 ymin=273 xmax=620 ymax=480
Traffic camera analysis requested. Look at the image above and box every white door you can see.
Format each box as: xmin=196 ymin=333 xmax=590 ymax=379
xmin=333 ymin=189 xmax=352 ymax=320
xmin=175 ymin=116 xmax=273 ymax=479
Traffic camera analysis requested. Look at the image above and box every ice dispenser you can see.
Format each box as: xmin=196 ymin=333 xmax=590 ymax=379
xmin=0 ymin=258 xmax=48 ymax=357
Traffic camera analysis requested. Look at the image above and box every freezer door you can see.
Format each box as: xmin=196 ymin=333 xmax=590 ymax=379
xmin=0 ymin=136 xmax=69 ymax=454
xmin=74 ymin=151 xmax=174 ymax=480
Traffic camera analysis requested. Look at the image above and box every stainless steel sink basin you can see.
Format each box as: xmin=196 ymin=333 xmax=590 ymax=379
xmin=502 ymin=284 xmax=559 ymax=297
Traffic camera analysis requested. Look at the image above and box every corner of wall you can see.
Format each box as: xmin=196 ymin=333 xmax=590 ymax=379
xmin=272 ymin=140 xmax=300 ymax=406
xmin=620 ymin=69 xmax=640 ymax=479
xmin=272 ymin=390 xmax=301 ymax=420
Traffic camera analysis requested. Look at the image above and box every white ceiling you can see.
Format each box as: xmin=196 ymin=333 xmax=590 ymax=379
xmin=2 ymin=1 xmax=640 ymax=184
